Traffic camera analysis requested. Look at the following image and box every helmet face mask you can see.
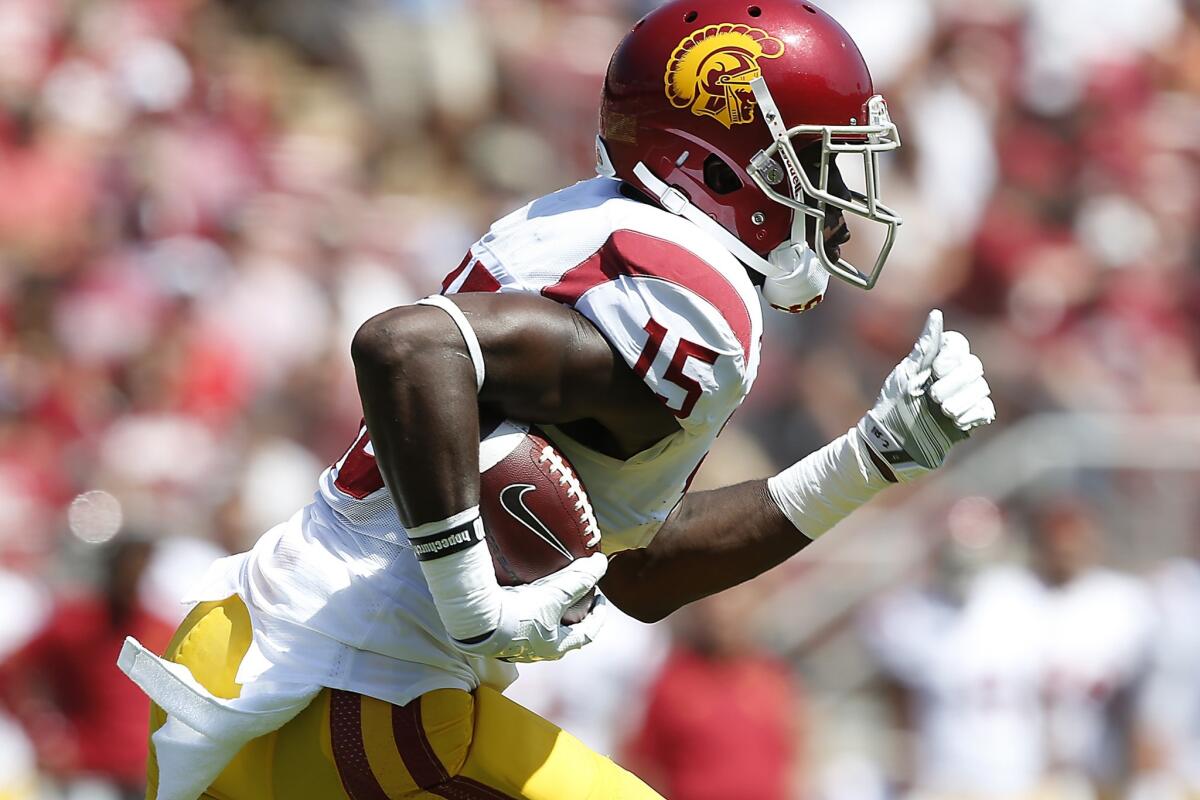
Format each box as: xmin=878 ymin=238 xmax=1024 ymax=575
xmin=600 ymin=0 xmax=905 ymax=306
xmin=748 ymin=83 xmax=903 ymax=289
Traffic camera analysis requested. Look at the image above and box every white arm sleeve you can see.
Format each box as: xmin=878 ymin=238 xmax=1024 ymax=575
xmin=767 ymin=428 xmax=891 ymax=539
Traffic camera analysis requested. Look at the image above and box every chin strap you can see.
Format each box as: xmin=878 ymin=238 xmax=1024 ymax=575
xmin=631 ymin=159 xmax=828 ymax=314
xmin=631 ymin=161 xmax=788 ymax=280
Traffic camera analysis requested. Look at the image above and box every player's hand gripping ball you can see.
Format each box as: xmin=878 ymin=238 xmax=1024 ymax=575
xmin=479 ymin=419 xmax=602 ymax=624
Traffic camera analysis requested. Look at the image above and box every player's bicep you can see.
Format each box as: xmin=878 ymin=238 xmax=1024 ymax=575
xmin=446 ymin=292 xmax=646 ymax=424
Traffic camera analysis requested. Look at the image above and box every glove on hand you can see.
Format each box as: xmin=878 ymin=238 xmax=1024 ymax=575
xmin=452 ymin=553 xmax=609 ymax=663
xmin=413 ymin=509 xmax=609 ymax=664
xmin=857 ymin=310 xmax=996 ymax=482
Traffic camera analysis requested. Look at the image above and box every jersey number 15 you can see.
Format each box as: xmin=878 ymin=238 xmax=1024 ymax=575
xmin=633 ymin=318 xmax=718 ymax=420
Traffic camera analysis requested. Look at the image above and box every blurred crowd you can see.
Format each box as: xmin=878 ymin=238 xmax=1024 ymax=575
xmin=0 ymin=0 xmax=1197 ymax=797
xmin=851 ymin=495 xmax=1198 ymax=800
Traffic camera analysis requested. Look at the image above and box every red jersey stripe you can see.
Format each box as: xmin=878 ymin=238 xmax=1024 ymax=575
xmin=457 ymin=261 xmax=502 ymax=294
xmin=440 ymin=253 xmax=474 ymax=293
xmin=541 ymin=230 xmax=752 ymax=360
xmin=332 ymin=426 xmax=384 ymax=500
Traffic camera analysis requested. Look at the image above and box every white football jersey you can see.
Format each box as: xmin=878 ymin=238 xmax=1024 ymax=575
xmin=322 ymin=176 xmax=763 ymax=553
xmin=1040 ymin=568 xmax=1156 ymax=784
xmin=152 ymin=176 xmax=764 ymax=713
xmin=1142 ymin=559 xmax=1200 ymax=790
xmin=862 ymin=566 xmax=1049 ymax=796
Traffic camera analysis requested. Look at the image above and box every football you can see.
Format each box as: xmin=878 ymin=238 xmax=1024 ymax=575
xmin=478 ymin=418 xmax=602 ymax=624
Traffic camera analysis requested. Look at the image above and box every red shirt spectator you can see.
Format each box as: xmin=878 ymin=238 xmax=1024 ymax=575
xmin=0 ymin=540 xmax=173 ymax=788
xmin=627 ymin=603 xmax=801 ymax=800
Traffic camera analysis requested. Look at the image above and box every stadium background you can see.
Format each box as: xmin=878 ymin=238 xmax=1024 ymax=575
xmin=0 ymin=0 xmax=1197 ymax=798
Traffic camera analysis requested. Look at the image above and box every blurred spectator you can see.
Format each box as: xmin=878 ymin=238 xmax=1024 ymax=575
xmin=137 ymin=535 xmax=229 ymax=626
xmin=862 ymin=495 xmax=1162 ymax=800
xmin=626 ymin=587 xmax=804 ymax=800
xmin=1136 ymin=531 xmax=1200 ymax=797
xmin=1019 ymin=0 xmax=1182 ymax=114
xmin=860 ymin=504 xmax=1049 ymax=800
xmin=0 ymin=711 xmax=38 ymax=800
xmin=1030 ymin=498 xmax=1157 ymax=798
xmin=0 ymin=537 xmax=173 ymax=800
xmin=0 ymin=564 xmax=48 ymax=800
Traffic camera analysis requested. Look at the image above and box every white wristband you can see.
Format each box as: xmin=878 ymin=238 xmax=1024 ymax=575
xmin=767 ymin=428 xmax=891 ymax=539
xmin=409 ymin=507 xmax=502 ymax=642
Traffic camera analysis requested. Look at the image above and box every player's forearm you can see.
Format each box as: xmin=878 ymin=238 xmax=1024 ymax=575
xmin=351 ymin=306 xmax=482 ymax=527
xmin=602 ymin=480 xmax=805 ymax=622
xmin=603 ymin=428 xmax=890 ymax=622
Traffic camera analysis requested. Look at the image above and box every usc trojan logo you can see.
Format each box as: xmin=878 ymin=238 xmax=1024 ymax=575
xmin=665 ymin=24 xmax=784 ymax=129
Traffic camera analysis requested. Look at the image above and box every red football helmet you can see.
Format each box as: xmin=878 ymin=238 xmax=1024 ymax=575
xmin=598 ymin=0 xmax=902 ymax=309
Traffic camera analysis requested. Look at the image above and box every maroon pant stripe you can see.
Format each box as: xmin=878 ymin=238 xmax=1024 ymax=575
xmin=390 ymin=696 xmax=449 ymax=789
xmin=329 ymin=690 xmax=390 ymax=800
xmin=431 ymin=776 xmax=520 ymax=800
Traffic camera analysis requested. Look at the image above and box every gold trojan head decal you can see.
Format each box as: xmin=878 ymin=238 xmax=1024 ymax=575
xmin=665 ymin=24 xmax=785 ymax=129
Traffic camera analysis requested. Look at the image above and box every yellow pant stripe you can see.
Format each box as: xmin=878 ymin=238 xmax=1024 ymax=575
xmin=273 ymin=689 xmax=347 ymax=800
xmin=415 ymin=689 xmax=473 ymax=779
xmin=360 ymin=695 xmax=420 ymax=798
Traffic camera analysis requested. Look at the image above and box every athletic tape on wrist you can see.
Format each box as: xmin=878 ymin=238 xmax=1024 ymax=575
xmin=410 ymin=506 xmax=502 ymax=641
xmin=415 ymin=295 xmax=485 ymax=392
xmin=407 ymin=507 xmax=486 ymax=561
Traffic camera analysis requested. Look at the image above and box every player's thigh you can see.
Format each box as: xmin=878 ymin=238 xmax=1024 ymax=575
xmin=307 ymin=686 xmax=481 ymax=799
xmin=331 ymin=686 xmax=660 ymax=799
xmin=151 ymin=602 xmax=657 ymax=799
xmin=147 ymin=596 xmax=256 ymax=799
xmin=456 ymin=685 xmax=662 ymax=800
xmin=148 ymin=596 xmax=345 ymax=800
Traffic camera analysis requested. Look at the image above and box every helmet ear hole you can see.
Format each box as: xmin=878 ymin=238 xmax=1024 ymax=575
xmin=703 ymin=154 xmax=743 ymax=195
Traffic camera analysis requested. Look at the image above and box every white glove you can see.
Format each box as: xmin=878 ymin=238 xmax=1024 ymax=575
xmin=857 ymin=309 xmax=995 ymax=482
xmin=456 ymin=558 xmax=609 ymax=663
xmin=410 ymin=508 xmax=608 ymax=663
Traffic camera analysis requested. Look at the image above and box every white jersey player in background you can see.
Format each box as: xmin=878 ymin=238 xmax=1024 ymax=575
xmin=117 ymin=2 xmax=996 ymax=799
xmin=866 ymin=498 xmax=1159 ymax=800
xmin=1030 ymin=500 xmax=1157 ymax=799
xmin=1140 ymin=547 xmax=1200 ymax=799
xmin=862 ymin=538 xmax=1049 ymax=800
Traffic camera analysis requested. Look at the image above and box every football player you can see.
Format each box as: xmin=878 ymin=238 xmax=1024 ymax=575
xmin=120 ymin=1 xmax=995 ymax=798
